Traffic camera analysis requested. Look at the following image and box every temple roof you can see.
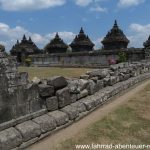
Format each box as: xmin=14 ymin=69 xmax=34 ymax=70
xmin=45 ymin=33 xmax=68 ymax=50
xmin=143 ymin=35 xmax=150 ymax=48
xmin=101 ymin=20 xmax=129 ymax=44
xmin=10 ymin=35 xmax=40 ymax=54
xmin=0 ymin=44 xmax=5 ymax=52
xmin=70 ymin=27 xmax=95 ymax=47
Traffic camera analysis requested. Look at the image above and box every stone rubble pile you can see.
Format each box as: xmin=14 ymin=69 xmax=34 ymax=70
xmin=0 ymin=45 xmax=150 ymax=149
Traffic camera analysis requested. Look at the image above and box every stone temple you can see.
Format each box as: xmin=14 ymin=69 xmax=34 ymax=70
xmin=44 ymin=33 xmax=68 ymax=54
xmin=70 ymin=27 xmax=94 ymax=52
xmin=8 ymin=20 xmax=150 ymax=66
xmin=10 ymin=35 xmax=41 ymax=63
xmin=101 ymin=20 xmax=129 ymax=50
xmin=143 ymin=35 xmax=150 ymax=49
xmin=144 ymin=35 xmax=150 ymax=60
xmin=1 ymin=42 xmax=150 ymax=149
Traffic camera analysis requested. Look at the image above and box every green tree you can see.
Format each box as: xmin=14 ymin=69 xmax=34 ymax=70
xmin=25 ymin=57 xmax=32 ymax=67
xmin=118 ymin=51 xmax=127 ymax=63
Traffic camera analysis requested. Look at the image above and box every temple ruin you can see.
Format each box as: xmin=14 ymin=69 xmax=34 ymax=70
xmin=10 ymin=35 xmax=41 ymax=64
xmin=44 ymin=33 xmax=68 ymax=54
xmin=70 ymin=27 xmax=95 ymax=52
xmin=0 ymin=42 xmax=150 ymax=149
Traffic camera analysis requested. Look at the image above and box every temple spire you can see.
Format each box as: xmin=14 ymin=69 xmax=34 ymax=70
xmin=101 ymin=20 xmax=129 ymax=50
xmin=114 ymin=20 xmax=117 ymax=26
xmin=29 ymin=36 xmax=32 ymax=42
xmin=143 ymin=35 xmax=150 ymax=48
xmin=55 ymin=32 xmax=59 ymax=39
xmin=113 ymin=20 xmax=119 ymax=29
xmin=23 ymin=34 xmax=27 ymax=41
xmin=80 ymin=27 xmax=84 ymax=34
xmin=17 ymin=40 xmax=19 ymax=44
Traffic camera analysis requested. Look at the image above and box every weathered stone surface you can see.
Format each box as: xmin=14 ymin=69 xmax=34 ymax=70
xmin=94 ymin=93 xmax=103 ymax=104
xmin=32 ymin=77 xmax=41 ymax=84
xmin=48 ymin=110 xmax=69 ymax=126
xmin=61 ymin=105 xmax=79 ymax=120
xmin=104 ymin=87 xmax=115 ymax=98
xmin=29 ymin=99 xmax=42 ymax=113
xmin=87 ymin=69 xmax=109 ymax=79
xmin=95 ymin=80 xmax=104 ymax=92
xmin=103 ymin=77 xmax=110 ymax=87
xmin=38 ymin=84 xmax=54 ymax=97
xmin=0 ymin=127 xmax=22 ymax=150
xmin=68 ymin=79 xmax=89 ymax=93
xmin=46 ymin=96 xmax=58 ymax=111
xmin=80 ymin=75 xmax=89 ymax=80
xmin=56 ymin=87 xmax=71 ymax=108
xmin=79 ymin=97 xmax=95 ymax=111
xmin=70 ymin=94 xmax=77 ymax=103
xmin=110 ymin=71 xmax=115 ymax=76
xmin=71 ymin=101 xmax=86 ymax=113
xmin=77 ymin=89 xmax=88 ymax=100
xmin=87 ymin=80 xmax=96 ymax=95
xmin=25 ymin=83 xmax=39 ymax=102
xmin=33 ymin=114 xmax=56 ymax=133
xmin=19 ymin=72 xmax=28 ymax=85
xmin=0 ymin=105 xmax=13 ymax=124
xmin=90 ymin=77 xmax=98 ymax=82
xmin=108 ymin=76 xmax=117 ymax=86
xmin=124 ymin=74 xmax=130 ymax=80
xmin=15 ymin=121 xmax=41 ymax=142
xmin=110 ymin=63 xmax=128 ymax=71
xmin=47 ymin=76 xmax=68 ymax=90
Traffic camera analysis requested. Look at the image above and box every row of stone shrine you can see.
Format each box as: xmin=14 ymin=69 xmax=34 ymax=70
xmin=10 ymin=20 xmax=150 ymax=63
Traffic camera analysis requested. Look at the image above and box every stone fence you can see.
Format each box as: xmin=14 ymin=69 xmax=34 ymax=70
xmin=30 ymin=48 xmax=145 ymax=67
xmin=0 ymin=49 xmax=150 ymax=149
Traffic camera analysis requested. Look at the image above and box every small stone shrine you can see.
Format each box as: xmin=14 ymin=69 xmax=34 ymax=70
xmin=44 ymin=33 xmax=68 ymax=54
xmin=144 ymin=35 xmax=150 ymax=60
xmin=10 ymin=35 xmax=41 ymax=63
xmin=101 ymin=20 xmax=129 ymax=50
xmin=70 ymin=27 xmax=94 ymax=52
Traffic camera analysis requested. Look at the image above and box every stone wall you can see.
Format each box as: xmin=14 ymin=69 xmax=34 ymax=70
xmin=30 ymin=48 xmax=145 ymax=67
xmin=0 ymin=51 xmax=43 ymax=124
xmin=0 ymin=49 xmax=150 ymax=149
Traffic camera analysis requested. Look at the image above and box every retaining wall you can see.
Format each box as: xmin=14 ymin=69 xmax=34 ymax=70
xmin=0 ymin=59 xmax=150 ymax=149
xmin=30 ymin=49 xmax=145 ymax=67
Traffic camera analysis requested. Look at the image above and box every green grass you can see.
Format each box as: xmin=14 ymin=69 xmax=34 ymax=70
xmin=18 ymin=67 xmax=93 ymax=80
xmin=54 ymin=83 xmax=150 ymax=150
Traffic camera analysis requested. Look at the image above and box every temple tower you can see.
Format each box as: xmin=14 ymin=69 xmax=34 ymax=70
xmin=44 ymin=33 xmax=68 ymax=54
xmin=143 ymin=35 xmax=150 ymax=60
xmin=10 ymin=35 xmax=41 ymax=63
xmin=101 ymin=20 xmax=129 ymax=50
xmin=70 ymin=27 xmax=94 ymax=52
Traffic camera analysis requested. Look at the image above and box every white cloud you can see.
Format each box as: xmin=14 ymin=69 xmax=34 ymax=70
xmin=90 ymin=6 xmax=107 ymax=12
xmin=0 ymin=0 xmax=66 ymax=11
xmin=93 ymin=37 xmax=103 ymax=49
xmin=118 ymin=0 xmax=145 ymax=8
xmin=75 ymin=0 xmax=93 ymax=6
xmin=128 ymin=23 xmax=150 ymax=48
xmin=0 ymin=22 xmax=75 ymax=51
xmin=46 ymin=32 xmax=76 ymax=43
xmin=74 ymin=0 xmax=108 ymax=14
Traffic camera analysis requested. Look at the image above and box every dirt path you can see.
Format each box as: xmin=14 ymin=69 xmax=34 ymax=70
xmin=28 ymin=80 xmax=150 ymax=150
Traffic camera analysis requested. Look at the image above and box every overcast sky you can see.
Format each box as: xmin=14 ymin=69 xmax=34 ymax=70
xmin=0 ymin=0 xmax=150 ymax=51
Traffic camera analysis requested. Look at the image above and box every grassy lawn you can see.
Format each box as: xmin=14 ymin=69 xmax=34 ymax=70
xmin=55 ymin=83 xmax=150 ymax=150
xmin=18 ymin=67 xmax=93 ymax=80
